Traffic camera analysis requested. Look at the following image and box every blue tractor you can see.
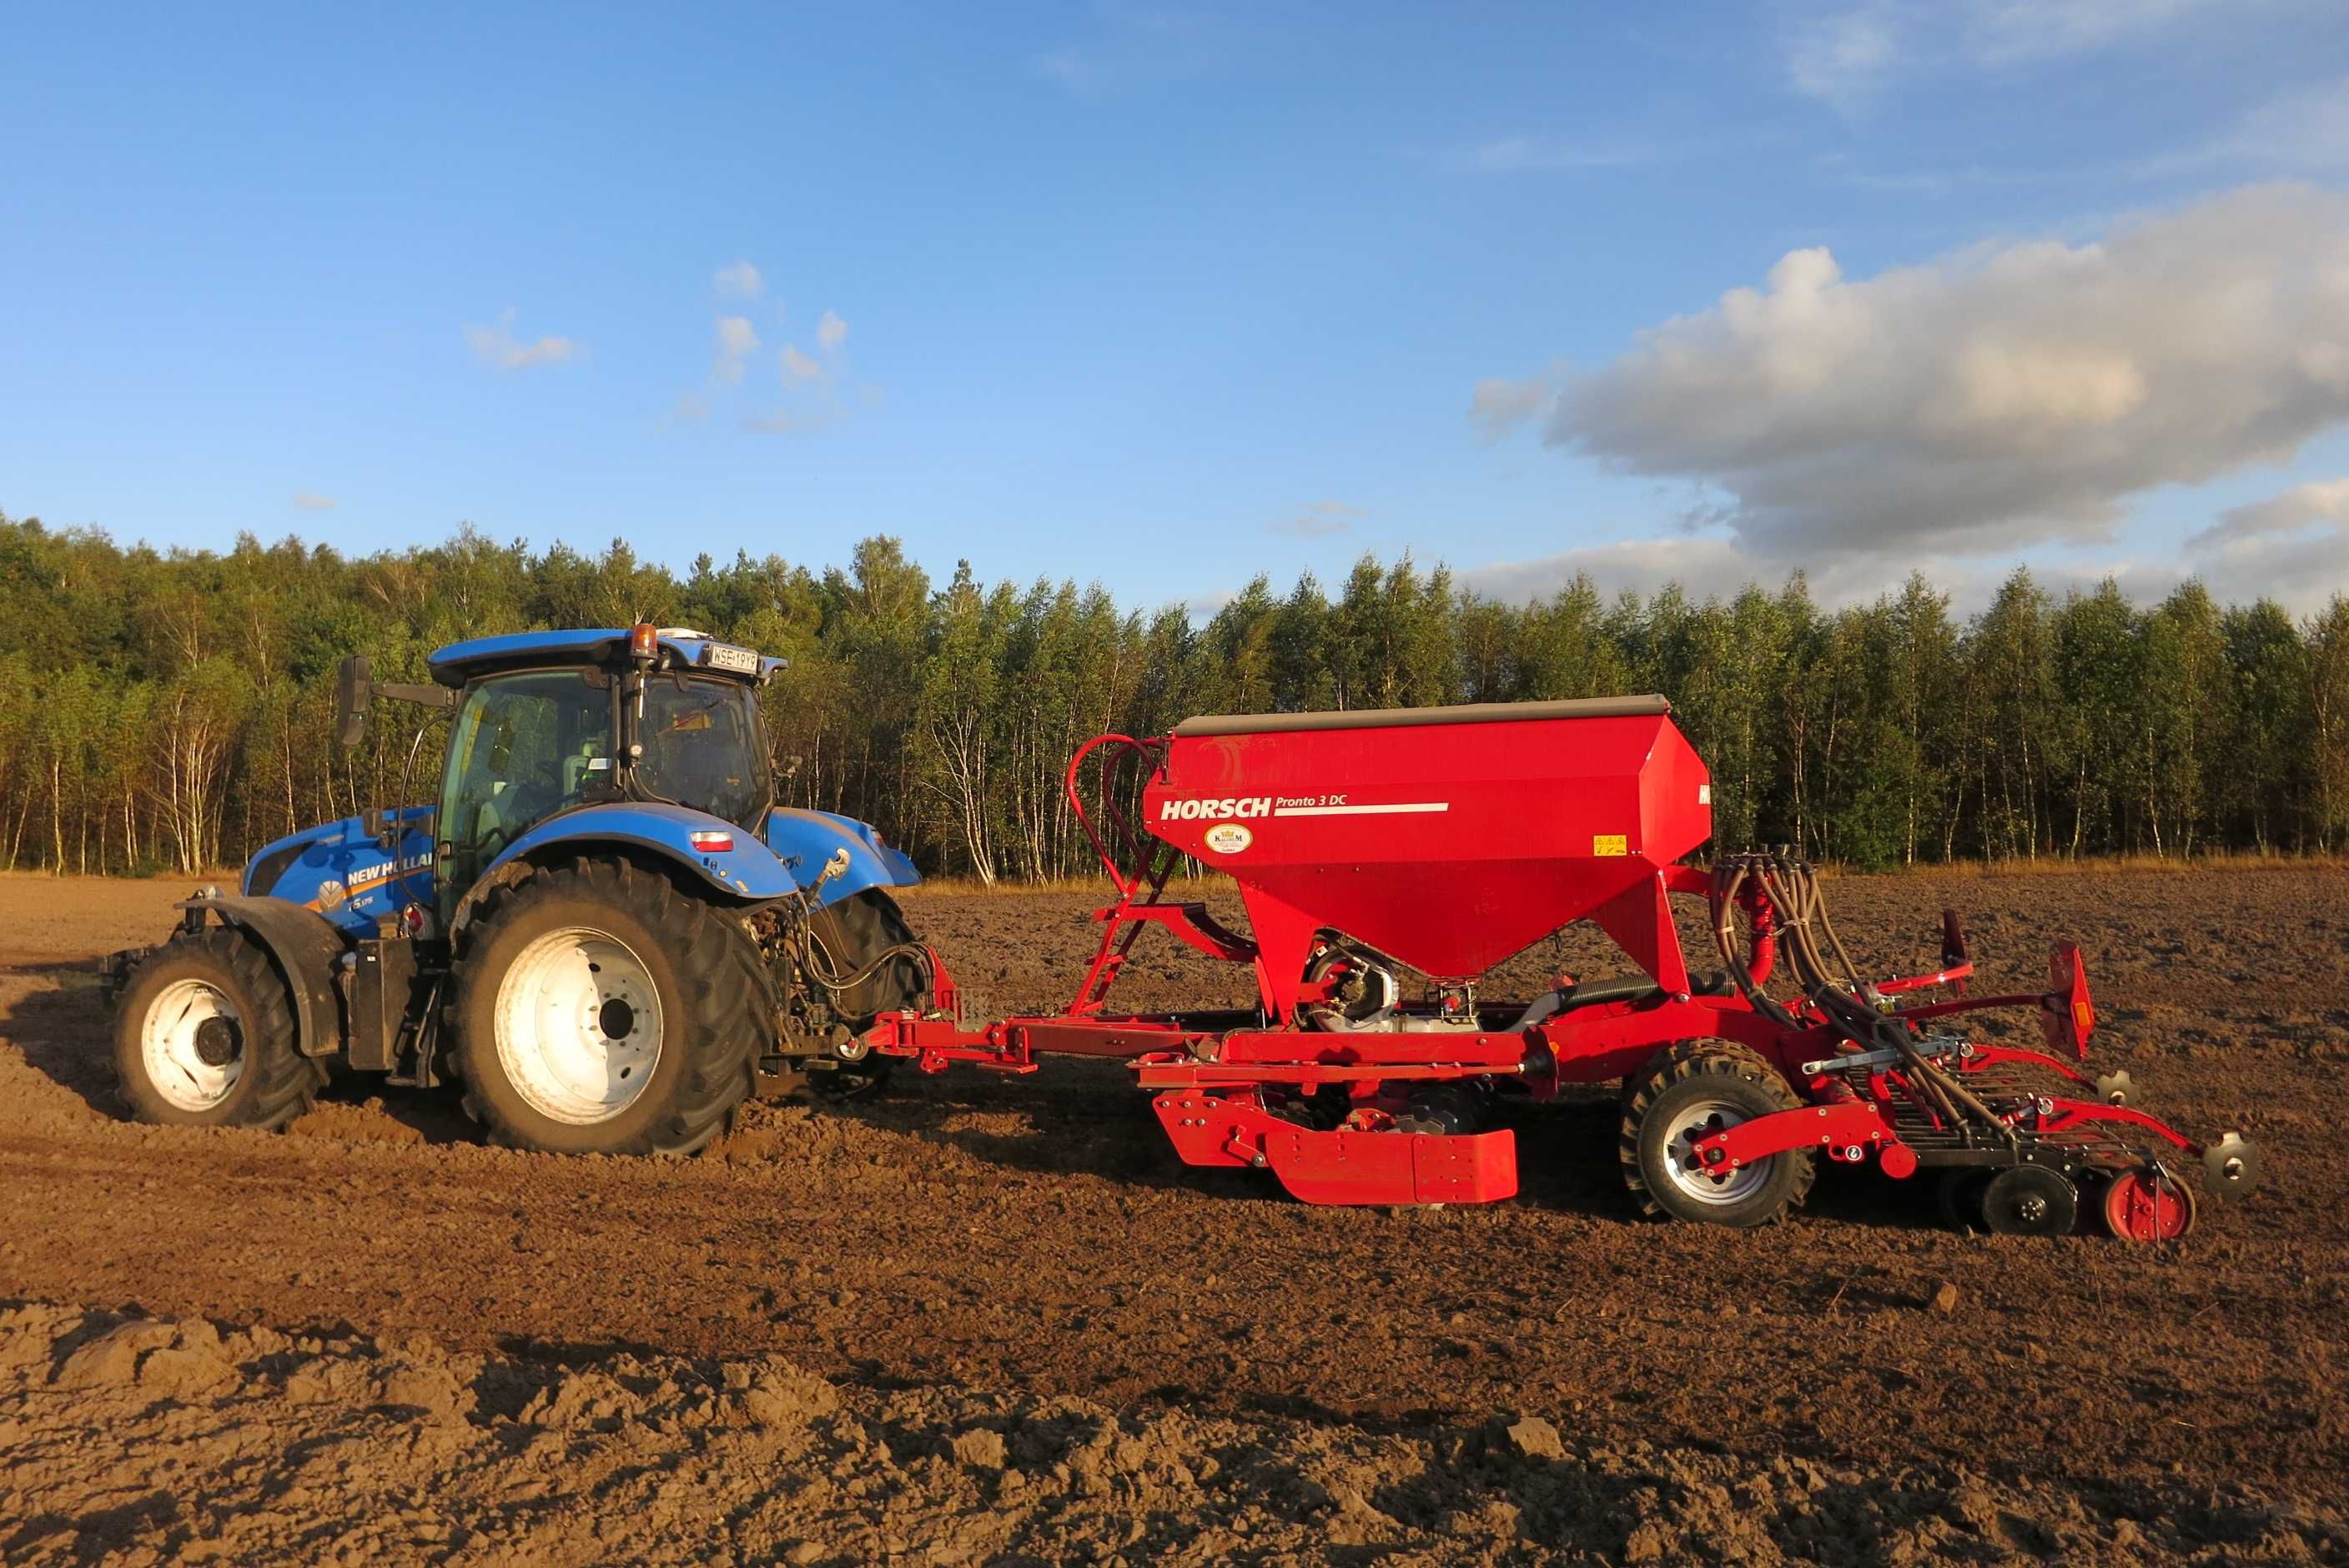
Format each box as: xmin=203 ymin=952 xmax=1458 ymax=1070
xmin=102 ymin=623 xmax=934 ymax=1155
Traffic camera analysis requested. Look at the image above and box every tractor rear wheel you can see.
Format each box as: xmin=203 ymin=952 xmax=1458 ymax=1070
xmin=455 ymin=859 xmax=766 ymax=1155
xmin=1620 ymin=1043 xmax=1815 ymax=1228
xmin=802 ymin=890 xmax=925 ymax=1098
xmin=112 ymin=929 xmax=325 ymax=1130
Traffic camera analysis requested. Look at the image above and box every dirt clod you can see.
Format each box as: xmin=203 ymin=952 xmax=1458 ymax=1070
xmin=1930 ymin=1279 xmax=1962 ymax=1314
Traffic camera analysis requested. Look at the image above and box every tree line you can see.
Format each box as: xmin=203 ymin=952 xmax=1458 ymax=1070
xmin=3 ymin=511 xmax=2346 ymax=880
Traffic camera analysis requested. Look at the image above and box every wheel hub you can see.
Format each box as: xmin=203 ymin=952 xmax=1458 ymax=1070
xmin=1662 ymin=1098 xmax=1772 ymax=1204
xmin=494 ymin=928 xmax=666 ymax=1126
xmin=140 ymin=978 xmax=246 ymax=1112
xmin=193 ymin=1014 xmax=242 ymax=1068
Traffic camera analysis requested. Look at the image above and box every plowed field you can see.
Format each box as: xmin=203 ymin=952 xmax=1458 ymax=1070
xmin=3 ymin=869 xmax=2344 ymax=1563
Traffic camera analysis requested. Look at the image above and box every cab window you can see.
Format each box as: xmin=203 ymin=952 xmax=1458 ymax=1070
xmin=438 ymin=671 xmax=612 ymax=899
xmin=635 ymin=676 xmax=767 ymax=829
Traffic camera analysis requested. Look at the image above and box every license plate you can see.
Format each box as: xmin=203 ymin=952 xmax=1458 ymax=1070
xmin=702 ymin=642 xmax=760 ymax=675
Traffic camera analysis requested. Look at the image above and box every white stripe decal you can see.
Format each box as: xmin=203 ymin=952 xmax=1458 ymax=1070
xmin=1270 ymin=802 xmax=1450 ymax=817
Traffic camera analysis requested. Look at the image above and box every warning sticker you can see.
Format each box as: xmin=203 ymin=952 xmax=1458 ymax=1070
xmin=1592 ymin=834 xmax=1628 ymax=857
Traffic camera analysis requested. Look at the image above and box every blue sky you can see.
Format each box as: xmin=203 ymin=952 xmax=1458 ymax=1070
xmin=6 ymin=2 xmax=2349 ymax=614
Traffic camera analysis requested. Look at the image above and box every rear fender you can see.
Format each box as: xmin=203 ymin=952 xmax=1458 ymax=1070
xmin=459 ymin=802 xmax=915 ymax=930
xmin=174 ymin=893 xmax=350 ymax=1059
xmin=763 ymin=807 xmax=921 ymax=905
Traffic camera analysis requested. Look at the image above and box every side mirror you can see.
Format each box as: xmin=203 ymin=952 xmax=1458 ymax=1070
xmin=335 ymin=656 xmax=373 ymax=750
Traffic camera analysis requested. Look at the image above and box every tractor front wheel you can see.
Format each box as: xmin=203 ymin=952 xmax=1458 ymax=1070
xmin=455 ymin=860 xmax=766 ymax=1155
xmin=112 ymin=929 xmax=324 ymax=1129
xmin=1620 ymin=1044 xmax=1816 ymax=1228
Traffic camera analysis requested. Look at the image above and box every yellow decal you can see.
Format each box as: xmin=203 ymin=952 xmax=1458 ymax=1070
xmin=1592 ymin=834 xmax=1628 ymax=857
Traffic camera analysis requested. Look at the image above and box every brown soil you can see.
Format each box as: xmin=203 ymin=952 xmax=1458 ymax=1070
xmin=3 ymin=868 xmax=2346 ymax=1562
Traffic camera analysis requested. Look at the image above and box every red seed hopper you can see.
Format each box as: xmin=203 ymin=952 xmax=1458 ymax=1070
xmin=862 ymin=697 xmax=2260 ymax=1238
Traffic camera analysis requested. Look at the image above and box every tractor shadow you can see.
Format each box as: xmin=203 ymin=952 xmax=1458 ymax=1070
xmin=0 ymin=959 xmax=124 ymax=1116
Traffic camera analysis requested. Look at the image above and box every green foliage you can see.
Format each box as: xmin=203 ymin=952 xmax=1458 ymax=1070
xmin=0 ymin=510 xmax=2342 ymax=880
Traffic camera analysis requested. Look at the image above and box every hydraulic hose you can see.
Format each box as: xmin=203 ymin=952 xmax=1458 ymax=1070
xmin=1710 ymin=850 xmax=2012 ymax=1143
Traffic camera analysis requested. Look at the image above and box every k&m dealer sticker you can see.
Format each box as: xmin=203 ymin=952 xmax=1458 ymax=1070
xmin=1204 ymin=823 xmax=1254 ymax=855
xmin=1592 ymin=834 xmax=1628 ymax=857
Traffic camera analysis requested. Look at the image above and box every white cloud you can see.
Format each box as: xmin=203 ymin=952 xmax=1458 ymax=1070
xmin=1507 ymin=183 xmax=2349 ymax=565
xmin=1965 ymin=0 xmax=2219 ymax=63
xmin=2209 ymin=76 xmax=2349 ymax=173
xmin=1784 ymin=5 xmax=1899 ymax=110
xmin=465 ymin=309 xmax=581 ymax=372
xmin=1783 ymin=0 xmax=2251 ymax=108
xmin=289 ymin=491 xmax=336 ymax=511
xmin=713 ymin=315 xmax=760 ymax=384
xmin=714 ymin=260 xmax=765 ymax=299
xmin=780 ymin=344 xmax=824 ymax=382
xmin=816 ymin=310 xmax=848 ymax=353
xmin=2177 ymin=479 xmax=2349 ymax=608
xmin=1270 ymin=501 xmax=1365 ymax=539
xmin=1470 ymin=376 xmax=1554 ymax=440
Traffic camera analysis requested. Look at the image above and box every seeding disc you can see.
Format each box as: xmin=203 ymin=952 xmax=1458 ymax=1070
xmin=1979 ymin=1165 xmax=2078 ymax=1238
xmin=2099 ymin=1168 xmax=2196 ymax=1242
xmin=2202 ymin=1132 xmax=2262 ymax=1200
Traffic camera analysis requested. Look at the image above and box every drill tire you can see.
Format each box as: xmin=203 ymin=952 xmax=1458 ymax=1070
xmin=1620 ymin=1042 xmax=1816 ymax=1228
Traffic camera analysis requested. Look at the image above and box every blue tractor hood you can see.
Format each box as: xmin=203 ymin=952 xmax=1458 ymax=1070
xmin=243 ymin=808 xmax=439 ymax=936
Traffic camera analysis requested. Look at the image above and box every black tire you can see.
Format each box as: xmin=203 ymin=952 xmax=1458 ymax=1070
xmin=802 ymin=890 xmax=925 ymax=1098
xmin=1979 ymin=1164 xmax=2079 ymax=1238
xmin=112 ymin=928 xmax=324 ymax=1130
xmin=1936 ymin=1168 xmax=1992 ymax=1233
xmin=455 ymin=858 xmax=767 ymax=1155
xmin=1619 ymin=1043 xmax=1816 ymax=1228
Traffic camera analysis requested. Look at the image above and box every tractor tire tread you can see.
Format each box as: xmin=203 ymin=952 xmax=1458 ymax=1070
xmin=114 ymin=927 xmax=325 ymax=1130
xmin=455 ymin=857 xmax=767 ymax=1156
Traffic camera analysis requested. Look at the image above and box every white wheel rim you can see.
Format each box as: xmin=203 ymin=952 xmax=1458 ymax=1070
xmin=1662 ymin=1096 xmax=1773 ymax=1204
xmin=494 ymin=927 xmax=666 ymax=1126
xmin=141 ymin=978 xmax=244 ymax=1112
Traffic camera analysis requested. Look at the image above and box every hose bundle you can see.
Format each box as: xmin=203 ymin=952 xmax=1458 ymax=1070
xmin=1709 ymin=852 xmax=2012 ymax=1141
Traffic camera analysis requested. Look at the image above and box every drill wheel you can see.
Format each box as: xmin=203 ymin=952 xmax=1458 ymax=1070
xmin=2098 ymin=1168 xmax=2196 ymax=1242
xmin=1979 ymin=1165 xmax=2079 ymax=1239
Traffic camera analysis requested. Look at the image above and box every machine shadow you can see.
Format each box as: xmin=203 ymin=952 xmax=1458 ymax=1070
xmin=1 ymin=959 xmax=124 ymax=1117
xmin=0 ymin=954 xmax=480 ymax=1146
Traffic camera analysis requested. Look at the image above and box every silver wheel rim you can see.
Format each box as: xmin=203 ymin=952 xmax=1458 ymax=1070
xmin=1662 ymin=1095 xmax=1773 ymax=1204
xmin=141 ymin=978 xmax=244 ymax=1112
xmin=494 ymin=927 xmax=665 ymax=1125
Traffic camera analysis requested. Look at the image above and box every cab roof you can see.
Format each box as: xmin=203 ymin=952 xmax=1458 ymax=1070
xmin=426 ymin=628 xmax=786 ymax=688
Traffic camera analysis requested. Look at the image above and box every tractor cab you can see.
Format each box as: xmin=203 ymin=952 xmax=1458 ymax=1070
xmin=418 ymin=626 xmax=780 ymax=915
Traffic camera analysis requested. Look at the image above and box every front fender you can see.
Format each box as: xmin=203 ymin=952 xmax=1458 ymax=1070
xmin=177 ymin=893 xmax=350 ymax=1060
xmin=483 ymin=803 xmax=805 ymax=902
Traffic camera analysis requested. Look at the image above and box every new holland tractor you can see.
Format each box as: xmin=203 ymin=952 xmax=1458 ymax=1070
xmin=103 ymin=624 xmax=934 ymax=1155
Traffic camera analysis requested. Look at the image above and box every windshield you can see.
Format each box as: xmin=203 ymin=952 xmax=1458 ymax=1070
xmin=438 ymin=670 xmax=614 ymax=902
xmin=634 ymin=675 xmax=769 ymax=829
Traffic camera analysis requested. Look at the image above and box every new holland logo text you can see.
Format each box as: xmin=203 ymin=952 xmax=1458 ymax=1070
xmin=1160 ymin=796 xmax=1274 ymax=821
